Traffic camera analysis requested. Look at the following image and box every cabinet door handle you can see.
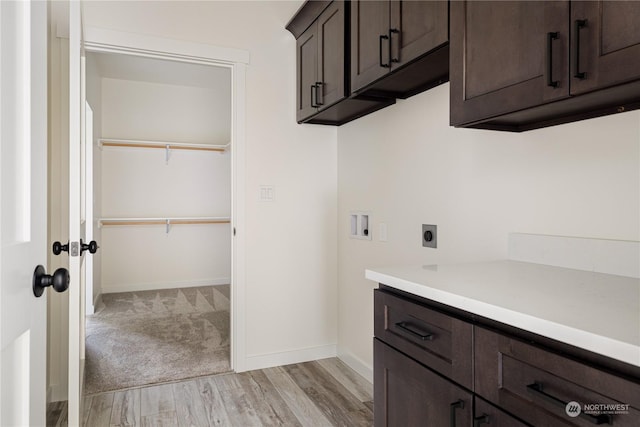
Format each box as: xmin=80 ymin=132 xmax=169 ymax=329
xmin=449 ymin=400 xmax=464 ymax=427
xmin=526 ymin=382 xmax=612 ymax=424
xmin=379 ymin=34 xmax=390 ymax=68
xmin=573 ymin=19 xmax=587 ymax=79
xmin=394 ymin=321 xmax=434 ymax=340
xmin=473 ymin=414 xmax=490 ymax=427
xmin=315 ymin=82 xmax=323 ymax=106
xmin=546 ymin=32 xmax=559 ymax=87
xmin=389 ymin=28 xmax=400 ymax=64
xmin=310 ymin=84 xmax=317 ymax=108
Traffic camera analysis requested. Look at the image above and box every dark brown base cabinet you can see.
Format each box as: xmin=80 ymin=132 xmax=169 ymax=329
xmin=374 ymin=339 xmax=473 ymax=427
xmin=450 ymin=0 xmax=640 ymax=132
xmin=373 ymin=287 xmax=640 ymax=426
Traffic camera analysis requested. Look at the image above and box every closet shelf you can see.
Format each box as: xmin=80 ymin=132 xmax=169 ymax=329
xmin=99 ymin=217 xmax=231 ymax=233
xmin=98 ymin=138 xmax=229 ymax=152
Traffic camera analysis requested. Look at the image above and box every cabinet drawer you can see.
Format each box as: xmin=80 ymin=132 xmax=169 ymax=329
xmin=374 ymin=289 xmax=473 ymax=389
xmin=475 ymin=327 xmax=640 ymax=426
xmin=474 ymin=397 xmax=530 ymax=427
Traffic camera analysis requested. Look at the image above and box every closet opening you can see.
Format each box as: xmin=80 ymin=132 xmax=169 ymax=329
xmin=83 ymin=51 xmax=233 ymax=394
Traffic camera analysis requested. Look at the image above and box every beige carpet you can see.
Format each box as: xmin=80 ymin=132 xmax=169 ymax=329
xmin=84 ymin=285 xmax=230 ymax=395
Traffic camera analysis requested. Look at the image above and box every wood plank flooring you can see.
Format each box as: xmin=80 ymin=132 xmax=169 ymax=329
xmin=47 ymin=357 xmax=373 ymax=427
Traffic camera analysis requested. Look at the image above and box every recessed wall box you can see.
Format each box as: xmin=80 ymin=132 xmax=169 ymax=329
xmin=350 ymin=211 xmax=372 ymax=240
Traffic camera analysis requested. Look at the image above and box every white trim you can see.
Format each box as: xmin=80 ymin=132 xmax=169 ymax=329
xmin=101 ymin=278 xmax=231 ymax=294
xmin=84 ymin=26 xmax=250 ymax=65
xmin=230 ymin=62 xmax=247 ymax=373
xmin=244 ymin=345 xmax=337 ymax=372
xmin=337 ymin=350 xmax=373 ymax=384
xmin=82 ymin=28 xmax=247 ymax=373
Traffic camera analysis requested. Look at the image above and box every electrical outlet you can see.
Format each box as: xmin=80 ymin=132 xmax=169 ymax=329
xmin=422 ymin=224 xmax=437 ymax=248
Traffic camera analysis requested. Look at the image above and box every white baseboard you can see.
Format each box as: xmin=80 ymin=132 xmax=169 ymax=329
xmin=242 ymin=344 xmax=337 ymax=372
xmin=101 ymin=278 xmax=231 ymax=294
xmin=337 ymin=349 xmax=373 ymax=384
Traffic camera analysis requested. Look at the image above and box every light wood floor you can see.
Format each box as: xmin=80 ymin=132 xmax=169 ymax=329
xmin=47 ymin=357 xmax=374 ymax=426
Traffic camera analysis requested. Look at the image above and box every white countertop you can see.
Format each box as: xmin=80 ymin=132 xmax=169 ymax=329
xmin=366 ymin=260 xmax=640 ymax=367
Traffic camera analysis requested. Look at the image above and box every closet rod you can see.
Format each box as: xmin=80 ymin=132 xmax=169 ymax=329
xmin=99 ymin=139 xmax=229 ymax=152
xmin=99 ymin=218 xmax=231 ymax=227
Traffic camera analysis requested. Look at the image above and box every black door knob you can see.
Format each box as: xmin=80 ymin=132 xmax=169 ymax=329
xmin=52 ymin=241 xmax=69 ymax=255
xmin=81 ymin=240 xmax=99 ymax=255
xmin=33 ymin=265 xmax=69 ymax=297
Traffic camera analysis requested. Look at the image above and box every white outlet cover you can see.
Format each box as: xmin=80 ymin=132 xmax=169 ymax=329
xmin=379 ymin=223 xmax=388 ymax=242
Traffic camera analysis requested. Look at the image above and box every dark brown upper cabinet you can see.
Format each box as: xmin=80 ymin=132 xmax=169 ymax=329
xmin=288 ymin=1 xmax=395 ymax=126
xmin=351 ymin=0 xmax=449 ymax=98
xmin=450 ymin=1 xmax=640 ymax=132
xmin=296 ymin=1 xmax=345 ymax=122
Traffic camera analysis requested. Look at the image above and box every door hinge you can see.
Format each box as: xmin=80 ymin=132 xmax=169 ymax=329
xmin=70 ymin=241 xmax=80 ymax=257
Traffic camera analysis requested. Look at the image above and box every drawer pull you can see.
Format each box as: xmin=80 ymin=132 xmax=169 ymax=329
xmin=450 ymin=400 xmax=464 ymax=427
xmin=526 ymin=382 xmax=613 ymax=425
xmin=395 ymin=321 xmax=434 ymax=340
xmin=473 ymin=414 xmax=490 ymax=426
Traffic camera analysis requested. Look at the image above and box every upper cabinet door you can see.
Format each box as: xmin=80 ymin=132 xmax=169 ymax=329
xmin=390 ymin=1 xmax=448 ymax=69
xmin=450 ymin=1 xmax=570 ymax=127
xmin=296 ymin=25 xmax=318 ymax=122
xmin=317 ymin=1 xmax=346 ymax=109
xmin=351 ymin=0 xmax=391 ymax=93
xmin=571 ymin=1 xmax=640 ymax=95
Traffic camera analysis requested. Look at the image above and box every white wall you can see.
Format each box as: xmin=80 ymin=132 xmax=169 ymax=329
xmin=337 ymin=83 xmax=640 ymax=380
xmin=82 ymin=1 xmax=338 ymax=367
xmin=101 ymin=77 xmax=231 ymax=145
xmin=99 ymin=77 xmax=231 ymax=292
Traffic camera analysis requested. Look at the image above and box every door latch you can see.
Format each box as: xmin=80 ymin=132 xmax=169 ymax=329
xmin=54 ymin=240 xmax=98 ymax=256
xmin=70 ymin=241 xmax=79 ymax=257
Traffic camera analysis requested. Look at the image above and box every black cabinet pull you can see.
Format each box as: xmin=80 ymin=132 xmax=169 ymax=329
xmin=574 ymin=19 xmax=587 ymax=79
xmin=395 ymin=321 xmax=433 ymax=340
xmin=315 ymin=82 xmax=323 ymax=106
xmin=389 ymin=28 xmax=400 ymax=63
xmin=379 ymin=34 xmax=390 ymax=68
xmin=474 ymin=414 xmax=490 ymax=427
xmin=310 ymin=84 xmax=317 ymax=108
xmin=450 ymin=400 xmax=464 ymax=427
xmin=527 ymin=382 xmax=612 ymax=424
xmin=546 ymin=32 xmax=559 ymax=87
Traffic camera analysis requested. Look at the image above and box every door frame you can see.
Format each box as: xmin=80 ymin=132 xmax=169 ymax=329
xmin=82 ymin=26 xmax=249 ymax=372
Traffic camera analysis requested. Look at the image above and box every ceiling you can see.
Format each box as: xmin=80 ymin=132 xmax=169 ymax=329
xmin=87 ymin=51 xmax=230 ymax=90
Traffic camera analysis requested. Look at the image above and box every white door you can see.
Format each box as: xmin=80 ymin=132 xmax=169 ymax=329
xmin=68 ymin=1 xmax=87 ymax=425
xmin=0 ymin=1 xmax=49 ymax=426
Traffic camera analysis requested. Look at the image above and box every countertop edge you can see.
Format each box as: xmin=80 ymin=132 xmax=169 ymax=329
xmin=365 ymin=268 xmax=640 ymax=367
